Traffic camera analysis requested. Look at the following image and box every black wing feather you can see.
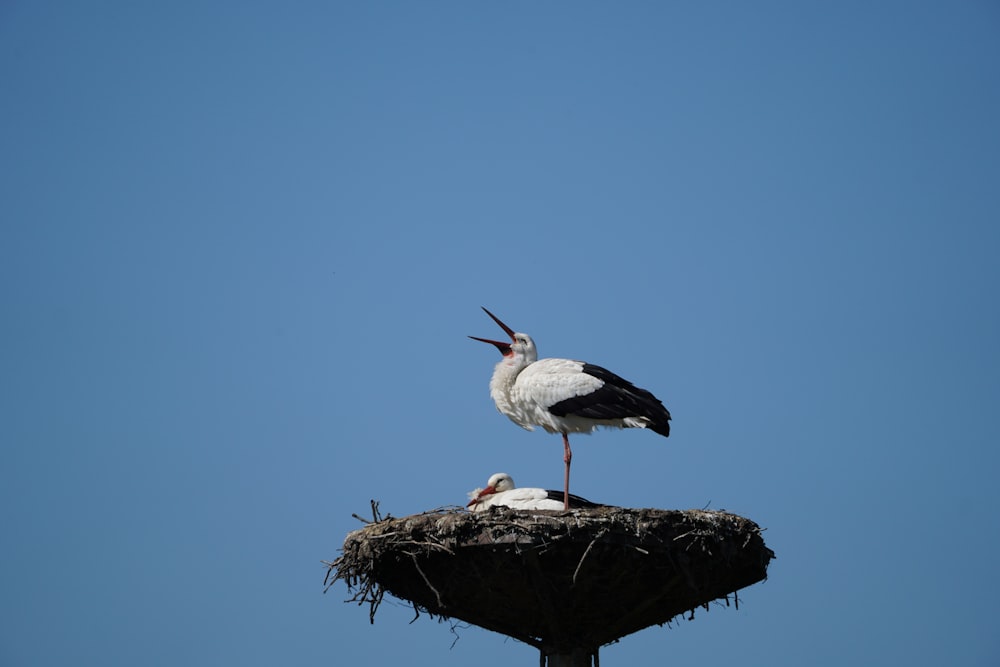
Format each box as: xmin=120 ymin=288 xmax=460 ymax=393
xmin=544 ymin=489 xmax=604 ymax=509
xmin=547 ymin=363 xmax=671 ymax=437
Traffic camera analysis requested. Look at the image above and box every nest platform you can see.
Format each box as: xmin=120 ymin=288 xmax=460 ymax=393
xmin=327 ymin=504 xmax=774 ymax=654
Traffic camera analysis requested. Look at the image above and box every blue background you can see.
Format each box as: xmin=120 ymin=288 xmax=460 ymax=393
xmin=2 ymin=3 xmax=998 ymax=665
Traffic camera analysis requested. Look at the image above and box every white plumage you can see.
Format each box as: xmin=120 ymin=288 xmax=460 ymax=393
xmin=470 ymin=307 xmax=671 ymax=509
xmin=489 ymin=357 xmax=661 ymax=435
xmin=466 ymin=472 xmax=599 ymax=512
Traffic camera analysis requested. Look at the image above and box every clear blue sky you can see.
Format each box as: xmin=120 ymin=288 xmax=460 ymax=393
xmin=2 ymin=2 xmax=998 ymax=665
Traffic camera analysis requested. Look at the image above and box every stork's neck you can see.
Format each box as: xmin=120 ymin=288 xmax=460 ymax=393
xmin=488 ymin=351 xmax=529 ymax=406
xmin=491 ymin=352 xmax=527 ymax=382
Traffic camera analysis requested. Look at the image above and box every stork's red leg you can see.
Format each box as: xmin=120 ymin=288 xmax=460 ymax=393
xmin=562 ymin=432 xmax=572 ymax=510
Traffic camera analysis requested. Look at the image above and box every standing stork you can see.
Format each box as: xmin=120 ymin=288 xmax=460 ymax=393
xmin=470 ymin=307 xmax=671 ymax=510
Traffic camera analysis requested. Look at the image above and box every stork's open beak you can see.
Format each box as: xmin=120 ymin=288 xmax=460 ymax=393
xmin=466 ymin=485 xmax=497 ymax=507
xmin=468 ymin=335 xmax=511 ymax=353
xmin=469 ymin=307 xmax=517 ymax=354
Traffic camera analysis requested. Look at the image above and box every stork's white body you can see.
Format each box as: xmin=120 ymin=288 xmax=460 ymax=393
xmin=467 ymin=473 xmax=599 ymax=512
xmin=468 ymin=484 xmax=566 ymax=512
xmin=489 ymin=356 xmax=667 ymax=436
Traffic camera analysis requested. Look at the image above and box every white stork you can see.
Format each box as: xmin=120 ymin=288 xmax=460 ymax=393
xmin=467 ymin=472 xmax=601 ymax=512
xmin=470 ymin=307 xmax=671 ymax=510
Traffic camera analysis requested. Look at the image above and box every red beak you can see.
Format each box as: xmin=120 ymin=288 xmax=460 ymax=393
xmin=467 ymin=484 xmax=497 ymax=507
xmin=469 ymin=307 xmax=517 ymax=354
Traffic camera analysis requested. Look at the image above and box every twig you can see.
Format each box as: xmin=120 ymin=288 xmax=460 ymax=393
xmin=448 ymin=620 xmax=466 ymax=649
xmin=572 ymin=529 xmax=606 ymax=585
xmin=411 ymin=554 xmax=444 ymax=609
xmin=394 ymin=539 xmax=455 ymax=554
xmin=321 ymin=559 xmax=338 ymax=590
xmin=352 ymin=499 xmax=389 ymax=524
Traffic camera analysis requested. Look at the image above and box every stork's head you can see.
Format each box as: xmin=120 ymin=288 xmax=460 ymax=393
xmin=469 ymin=307 xmax=538 ymax=364
xmin=467 ymin=472 xmax=515 ymax=507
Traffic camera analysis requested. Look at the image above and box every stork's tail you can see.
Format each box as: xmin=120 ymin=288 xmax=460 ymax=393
xmin=649 ymin=407 xmax=671 ymax=438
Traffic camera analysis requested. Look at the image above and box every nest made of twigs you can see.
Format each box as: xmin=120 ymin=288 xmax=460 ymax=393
xmin=326 ymin=503 xmax=773 ymax=652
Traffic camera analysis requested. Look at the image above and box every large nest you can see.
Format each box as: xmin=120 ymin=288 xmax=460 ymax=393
xmin=326 ymin=504 xmax=773 ymax=653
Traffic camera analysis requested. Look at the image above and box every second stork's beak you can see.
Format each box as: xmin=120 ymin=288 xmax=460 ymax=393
xmin=469 ymin=307 xmax=517 ymax=354
xmin=466 ymin=484 xmax=497 ymax=507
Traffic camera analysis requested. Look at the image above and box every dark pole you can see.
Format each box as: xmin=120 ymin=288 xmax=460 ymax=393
xmin=541 ymin=646 xmax=597 ymax=667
